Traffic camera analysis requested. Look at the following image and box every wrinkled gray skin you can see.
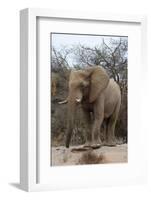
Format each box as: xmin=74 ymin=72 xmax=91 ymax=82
xmin=59 ymin=66 xmax=121 ymax=148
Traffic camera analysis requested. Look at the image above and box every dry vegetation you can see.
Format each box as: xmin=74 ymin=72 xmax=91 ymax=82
xmin=51 ymin=37 xmax=128 ymax=147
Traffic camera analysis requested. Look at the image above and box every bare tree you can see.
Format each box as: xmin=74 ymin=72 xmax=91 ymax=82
xmin=72 ymin=38 xmax=127 ymax=85
xmin=51 ymin=47 xmax=71 ymax=72
xmin=51 ymin=37 xmax=128 ymax=144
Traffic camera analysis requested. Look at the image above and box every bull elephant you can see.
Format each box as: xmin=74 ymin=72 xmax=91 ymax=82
xmin=59 ymin=66 xmax=121 ymax=148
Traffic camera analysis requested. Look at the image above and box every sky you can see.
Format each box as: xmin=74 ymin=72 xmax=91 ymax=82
xmin=51 ymin=33 xmax=125 ymax=50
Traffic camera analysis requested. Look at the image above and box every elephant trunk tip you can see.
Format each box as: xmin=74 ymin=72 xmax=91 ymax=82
xmin=65 ymin=135 xmax=71 ymax=148
xmin=66 ymin=144 xmax=70 ymax=148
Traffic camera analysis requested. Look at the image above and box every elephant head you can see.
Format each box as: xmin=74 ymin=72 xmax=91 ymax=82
xmin=59 ymin=66 xmax=109 ymax=148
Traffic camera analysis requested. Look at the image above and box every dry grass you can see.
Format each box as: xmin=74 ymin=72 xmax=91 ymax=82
xmin=78 ymin=151 xmax=105 ymax=165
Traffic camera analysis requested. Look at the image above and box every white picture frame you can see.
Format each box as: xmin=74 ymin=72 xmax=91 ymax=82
xmin=20 ymin=8 xmax=147 ymax=192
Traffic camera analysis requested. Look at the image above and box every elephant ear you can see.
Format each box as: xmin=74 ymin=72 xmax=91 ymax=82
xmin=89 ymin=67 xmax=109 ymax=103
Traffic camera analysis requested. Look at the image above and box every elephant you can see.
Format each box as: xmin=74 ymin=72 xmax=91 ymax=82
xmin=59 ymin=66 xmax=121 ymax=148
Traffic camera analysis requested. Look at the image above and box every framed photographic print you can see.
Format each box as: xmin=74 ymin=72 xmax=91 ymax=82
xmin=20 ymin=8 xmax=147 ymax=191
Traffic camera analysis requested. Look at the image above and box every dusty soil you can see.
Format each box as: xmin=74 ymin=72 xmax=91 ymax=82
xmin=51 ymin=144 xmax=128 ymax=166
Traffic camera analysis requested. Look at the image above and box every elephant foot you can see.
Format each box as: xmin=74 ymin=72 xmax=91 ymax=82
xmin=104 ymin=140 xmax=116 ymax=147
xmin=91 ymin=144 xmax=102 ymax=149
xmin=84 ymin=141 xmax=102 ymax=150
xmin=71 ymin=146 xmax=92 ymax=153
xmin=84 ymin=141 xmax=92 ymax=148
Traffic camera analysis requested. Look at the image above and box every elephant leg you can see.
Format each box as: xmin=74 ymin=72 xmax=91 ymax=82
xmin=105 ymin=117 xmax=116 ymax=146
xmin=101 ymin=119 xmax=108 ymax=145
xmin=105 ymin=104 xmax=120 ymax=146
xmin=90 ymin=99 xmax=104 ymax=148
xmin=91 ymin=111 xmax=104 ymax=148
xmin=82 ymin=110 xmax=92 ymax=147
xmin=91 ymin=117 xmax=104 ymax=148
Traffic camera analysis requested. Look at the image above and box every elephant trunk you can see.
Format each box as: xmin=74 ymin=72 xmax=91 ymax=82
xmin=65 ymin=100 xmax=76 ymax=148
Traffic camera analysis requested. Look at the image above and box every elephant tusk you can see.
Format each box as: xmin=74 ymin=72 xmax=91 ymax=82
xmin=58 ymin=99 xmax=68 ymax=104
xmin=76 ymin=98 xmax=81 ymax=103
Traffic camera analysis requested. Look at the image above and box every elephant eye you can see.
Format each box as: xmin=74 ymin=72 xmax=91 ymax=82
xmin=80 ymin=82 xmax=85 ymax=89
xmin=80 ymin=80 xmax=89 ymax=88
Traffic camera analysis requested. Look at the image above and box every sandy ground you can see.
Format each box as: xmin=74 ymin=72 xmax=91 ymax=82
xmin=51 ymin=144 xmax=128 ymax=166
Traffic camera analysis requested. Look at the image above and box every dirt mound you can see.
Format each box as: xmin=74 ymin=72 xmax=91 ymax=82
xmin=51 ymin=144 xmax=128 ymax=166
